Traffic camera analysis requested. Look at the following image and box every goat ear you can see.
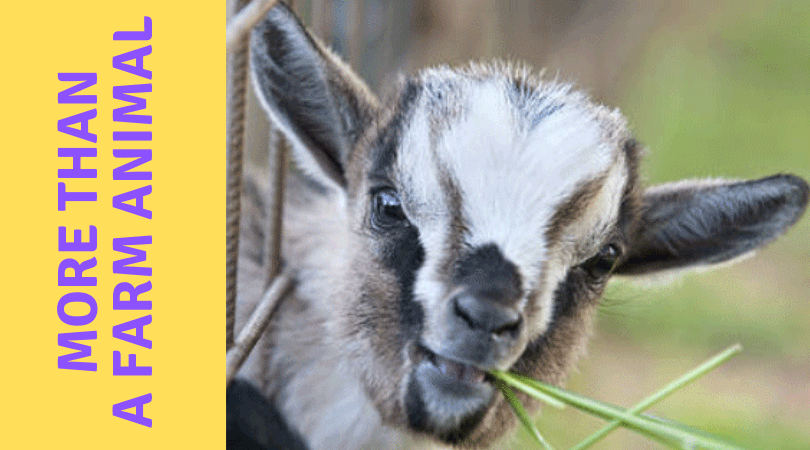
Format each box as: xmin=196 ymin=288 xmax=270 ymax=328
xmin=614 ymin=174 xmax=809 ymax=276
xmin=250 ymin=2 xmax=377 ymax=191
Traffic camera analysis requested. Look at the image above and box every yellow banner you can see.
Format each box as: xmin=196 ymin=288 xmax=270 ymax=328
xmin=2 ymin=1 xmax=224 ymax=448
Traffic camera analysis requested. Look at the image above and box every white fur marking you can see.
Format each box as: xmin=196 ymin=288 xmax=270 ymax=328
xmin=400 ymin=76 xmax=620 ymax=339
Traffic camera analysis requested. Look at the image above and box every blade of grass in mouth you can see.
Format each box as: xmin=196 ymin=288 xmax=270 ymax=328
xmin=497 ymin=380 xmax=555 ymax=450
xmin=489 ymin=369 xmax=566 ymax=410
xmin=490 ymin=343 xmax=747 ymax=450
xmin=503 ymin=372 xmax=745 ymax=450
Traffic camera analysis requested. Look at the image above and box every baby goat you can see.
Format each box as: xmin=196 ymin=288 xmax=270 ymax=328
xmin=228 ymin=3 xmax=809 ymax=450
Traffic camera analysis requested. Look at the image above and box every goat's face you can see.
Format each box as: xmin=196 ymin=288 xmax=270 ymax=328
xmin=250 ymin=3 xmax=809 ymax=448
xmin=332 ymin=70 xmax=639 ymax=445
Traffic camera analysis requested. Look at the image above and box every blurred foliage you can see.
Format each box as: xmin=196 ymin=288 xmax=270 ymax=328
xmin=614 ymin=0 xmax=810 ymax=379
xmin=522 ymin=1 xmax=810 ymax=449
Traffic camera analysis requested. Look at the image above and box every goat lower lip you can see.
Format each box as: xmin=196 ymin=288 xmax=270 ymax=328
xmin=423 ymin=347 xmax=488 ymax=385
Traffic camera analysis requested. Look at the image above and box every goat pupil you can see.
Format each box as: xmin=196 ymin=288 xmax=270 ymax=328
xmin=594 ymin=257 xmax=614 ymax=273
xmin=585 ymin=244 xmax=620 ymax=278
xmin=374 ymin=189 xmax=407 ymax=226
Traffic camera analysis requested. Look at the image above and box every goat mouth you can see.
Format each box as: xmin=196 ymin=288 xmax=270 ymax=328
xmin=421 ymin=346 xmax=491 ymax=385
xmin=407 ymin=345 xmax=497 ymax=442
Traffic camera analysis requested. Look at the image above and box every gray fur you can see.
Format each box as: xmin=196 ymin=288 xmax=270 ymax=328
xmin=614 ymin=174 xmax=810 ymax=275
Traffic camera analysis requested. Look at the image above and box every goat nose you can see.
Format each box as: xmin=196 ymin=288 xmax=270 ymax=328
xmin=453 ymin=292 xmax=522 ymax=336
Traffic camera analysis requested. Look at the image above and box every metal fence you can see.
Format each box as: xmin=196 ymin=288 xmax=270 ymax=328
xmin=225 ymin=0 xmax=287 ymax=386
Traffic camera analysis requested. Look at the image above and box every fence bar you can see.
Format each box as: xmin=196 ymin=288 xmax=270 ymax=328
xmin=313 ymin=0 xmax=333 ymax=46
xmin=262 ymin=130 xmax=288 ymax=285
xmin=348 ymin=0 xmax=365 ymax=70
xmin=226 ymin=0 xmax=253 ymax=351
xmin=226 ymin=271 xmax=295 ymax=386
xmin=226 ymin=0 xmax=282 ymax=54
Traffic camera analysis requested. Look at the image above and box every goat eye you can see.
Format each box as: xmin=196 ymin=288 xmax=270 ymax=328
xmin=371 ymin=188 xmax=408 ymax=229
xmin=581 ymin=244 xmax=621 ymax=279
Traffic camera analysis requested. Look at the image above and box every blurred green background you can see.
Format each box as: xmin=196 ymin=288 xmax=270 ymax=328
xmin=244 ymin=1 xmax=810 ymax=448
xmin=554 ymin=2 xmax=810 ymax=449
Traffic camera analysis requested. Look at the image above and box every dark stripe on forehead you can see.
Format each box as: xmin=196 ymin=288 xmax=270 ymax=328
xmin=509 ymin=76 xmax=566 ymax=130
xmin=545 ymin=138 xmax=642 ymax=248
xmin=544 ymin=171 xmax=611 ymax=246
xmin=369 ymin=79 xmax=422 ymax=179
xmin=616 ymin=138 xmax=643 ymax=236
xmin=433 ymin=169 xmax=468 ymax=281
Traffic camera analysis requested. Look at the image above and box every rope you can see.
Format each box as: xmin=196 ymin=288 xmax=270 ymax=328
xmin=225 ymin=0 xmax=252 ymax=351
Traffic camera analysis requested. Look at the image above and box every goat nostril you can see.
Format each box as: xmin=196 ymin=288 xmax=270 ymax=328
xmin=492 ymin=315 xmax=522 ymax=337
xmin=453 ymin=296 xmax=477 ymax=329
xmin=453 ymin=293 xmax=522 ymax=337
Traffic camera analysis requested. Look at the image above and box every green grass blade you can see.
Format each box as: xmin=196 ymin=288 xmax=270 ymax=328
xmin=500 ymin=372 xmax=746 ymax=450
xmin=571 ymin=343 xmax=743 ymax=450
xmin=489 ymin=369 xmax=566 ymax=409
xmin=498 ymin=381 xmax=555 ymax=450
xmin=642 ymin=413 xmax=737 ymax=443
